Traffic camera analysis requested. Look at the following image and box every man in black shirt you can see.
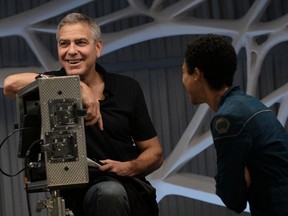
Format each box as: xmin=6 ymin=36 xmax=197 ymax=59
xmin=4 ymin=13 xmax=163 ymax=216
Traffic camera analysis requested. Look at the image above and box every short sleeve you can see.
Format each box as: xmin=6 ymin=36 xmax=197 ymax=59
xmin=132 ymin=82 xmax=157 ymax=141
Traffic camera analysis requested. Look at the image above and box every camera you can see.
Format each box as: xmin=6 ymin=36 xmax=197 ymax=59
xmin=16 ymin=75 xmax=89 ymax=192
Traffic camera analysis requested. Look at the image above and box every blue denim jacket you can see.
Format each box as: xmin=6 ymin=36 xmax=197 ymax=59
xmin=211 ymin=86 xmax=288 ymax=215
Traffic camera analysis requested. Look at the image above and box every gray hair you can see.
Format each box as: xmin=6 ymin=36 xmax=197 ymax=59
xmin=56 ymin=13 xmax=101 ymax=41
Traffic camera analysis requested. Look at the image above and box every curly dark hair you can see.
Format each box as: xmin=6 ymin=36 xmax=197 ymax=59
xmin=185 ymin=34 xmax=237 ymax=90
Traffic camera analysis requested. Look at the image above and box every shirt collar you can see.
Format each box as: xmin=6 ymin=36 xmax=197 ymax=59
xmin=60 ymin=63 xmax=115 ymax=97
xmin=96 ymin=63 xmax=115 ymax=97
xmin=217 ymin=86 xmax=241 ymax=108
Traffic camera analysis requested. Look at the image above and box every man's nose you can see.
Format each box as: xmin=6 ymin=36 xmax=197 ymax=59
xmin=68 ymin=44 xmax=78 ymax=54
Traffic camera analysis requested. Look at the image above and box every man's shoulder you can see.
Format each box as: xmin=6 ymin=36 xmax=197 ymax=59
xmin=108 ymin=72 xmax=136 ymax=81
xmin=107 ymin=72 xmax=140 ymax=87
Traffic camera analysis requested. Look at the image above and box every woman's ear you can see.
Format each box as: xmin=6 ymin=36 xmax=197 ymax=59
xmin=194 ymin=68 xmax=200 ymax=81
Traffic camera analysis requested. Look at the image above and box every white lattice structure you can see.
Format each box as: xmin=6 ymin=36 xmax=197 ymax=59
xmin=0 ymin=0 xmax=288 ymax=213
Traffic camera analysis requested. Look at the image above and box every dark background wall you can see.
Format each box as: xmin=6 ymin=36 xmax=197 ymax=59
xmin=1 ymin=0 xmax=288 ymax=215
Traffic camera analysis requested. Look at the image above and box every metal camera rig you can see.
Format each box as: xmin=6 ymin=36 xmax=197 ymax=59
xmin=16 ymin=75 xmax=89 ymax=216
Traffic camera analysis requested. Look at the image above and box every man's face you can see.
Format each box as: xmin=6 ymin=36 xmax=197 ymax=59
xmin=57 ymin=23 xmax=102 ymax=77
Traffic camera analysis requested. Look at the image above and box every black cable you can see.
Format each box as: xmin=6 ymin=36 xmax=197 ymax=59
xmin=0 ymin=127 xmax=35 ymax=177
xmin=24 ymin=139 xmax=43 ymax=159
xmin=23 ymin=139 xmax=43 ymax=216
xmin=0 ymin=167 xmax=25 ymax=177
xmin=0 ymin=128 xmax=22 ymax=149
xmin=0 ymin=127 xmax=36 ymax=149
xmin=25 ymin=183 xmax=32 ymax=216
xmin=1 ymin=128 xmax=43 ymax=216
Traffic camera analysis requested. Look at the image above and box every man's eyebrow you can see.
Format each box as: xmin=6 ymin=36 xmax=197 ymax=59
xmin=76 ymin=37 xmax=90 ymax=42
xmin=58 ymin=37 xmax=89 ymax=41
xmin=77 ymin=37 xmax=88 ymax=40
xmin=58 ymin=38 xmax=68 ymax=42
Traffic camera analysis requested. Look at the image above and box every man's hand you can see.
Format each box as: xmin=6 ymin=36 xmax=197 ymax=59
xmin=80 ymin=81 xmax=103 ymax=130
xmin=99 ymin=159 xmax=133 ymax=176
xmin=99 ymin=137 xmax=163 ymax=177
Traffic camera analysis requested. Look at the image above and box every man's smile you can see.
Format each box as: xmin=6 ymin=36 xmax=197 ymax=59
xmin=66 ymin=59 xmax=82 ymax=64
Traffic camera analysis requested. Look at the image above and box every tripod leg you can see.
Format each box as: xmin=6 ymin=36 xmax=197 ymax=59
xmin=36 ymin=190 xmax=74 ymax=216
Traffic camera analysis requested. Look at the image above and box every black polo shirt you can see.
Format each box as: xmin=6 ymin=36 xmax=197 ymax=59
xmin=44 ymin=63 xmax=157 ymax=163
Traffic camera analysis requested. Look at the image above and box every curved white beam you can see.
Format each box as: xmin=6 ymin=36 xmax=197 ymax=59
xmin=0 ymin=0 xmax=287 ymax=212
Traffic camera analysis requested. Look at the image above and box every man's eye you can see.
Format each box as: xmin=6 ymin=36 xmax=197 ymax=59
xmin=77 ymin=41 xmax=88 ymax=46
xmin=59 ymin=42 xmax=68 ymax=47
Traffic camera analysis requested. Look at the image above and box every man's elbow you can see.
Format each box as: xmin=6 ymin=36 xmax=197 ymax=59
xmin=3 ymin=73 xmax=37 ymax=99
xmin=3 ymin=76 xmax=18 ymax=99
xmin=155 ymin=148 xmax=164 ymax=170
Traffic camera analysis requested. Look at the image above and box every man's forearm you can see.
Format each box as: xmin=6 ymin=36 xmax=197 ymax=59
xmin=3 ymin=73 xmax=38 ymax=99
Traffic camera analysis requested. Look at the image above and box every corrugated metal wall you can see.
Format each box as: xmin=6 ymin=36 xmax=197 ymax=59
xmin=1 ymin=0 xmax=288 ymax=216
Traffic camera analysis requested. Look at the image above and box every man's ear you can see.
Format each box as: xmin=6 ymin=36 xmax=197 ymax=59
xmin=96 ymin=39 xmax=103 ymax=58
